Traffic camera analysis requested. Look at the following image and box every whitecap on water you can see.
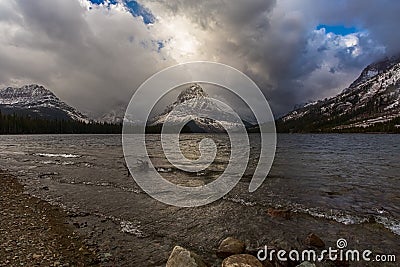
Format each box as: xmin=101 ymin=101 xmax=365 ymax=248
xmin=221 ymin=196 xmax=399 ymax=233
xmin=298 ymin=208 xmax=400 ymax=236
xmin=62 ymin=161 xmax=76 ymax=165
xmin=120 ymin=220 xmax=146 ymax=237
xmin=223 ymin=196 xmax=257 ymax=207
xmin=157 ymin=167 xmax=172 ymax=173
xmin=34 ymin=153 xmax=81 ymax=158
xmin=375 ymin=216 xmax=400 ymax=236
xmin=304 ymin=209 xmax=369 ymax=225
xmin=40 ymin=160 xmax=56 ymax=165
xmin=39 ymin=160 xmax=76 ymax=166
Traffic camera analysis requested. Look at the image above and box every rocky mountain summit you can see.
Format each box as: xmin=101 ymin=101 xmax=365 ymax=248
xmin=0 ymin=84 xmax=88 ymax=122
xmin=278 ymin=56 xmax=400 ymax=133
xmin=148 ymin=84 xmax=253 ymax=133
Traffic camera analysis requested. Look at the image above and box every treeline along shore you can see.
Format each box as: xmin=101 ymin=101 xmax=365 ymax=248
xmin=2 ymin=109 xmax=399 ymax=135
xmin=0 ymin=110 xmax=122 ymax=134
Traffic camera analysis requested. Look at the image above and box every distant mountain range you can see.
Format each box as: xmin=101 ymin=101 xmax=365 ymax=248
xmin=3 ymin=55 xmax=400 ymax=134
xmin=277 ymin=56 xmax=400 ymax=133
xmin=98 ymin=106 xmax=126 ymax=124
xmin=0 ymin=84 xmax=88 ymax=122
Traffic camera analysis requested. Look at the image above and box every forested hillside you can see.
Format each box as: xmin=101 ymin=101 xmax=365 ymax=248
xmin=0 ymin=111 xmax=121 ymax=134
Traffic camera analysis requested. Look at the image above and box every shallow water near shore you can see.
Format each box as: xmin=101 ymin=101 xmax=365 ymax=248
xmin=0 ymin=134 xmax=399 ymax=265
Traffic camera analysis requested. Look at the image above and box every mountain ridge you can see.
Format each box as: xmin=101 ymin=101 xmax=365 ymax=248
xmin=0 ymin=84 xmax=89 ymax=122
xmin=148 ymin=84 xmax=254 ymax=133
xmin=277 ymin=56 xmax=400 ymax=133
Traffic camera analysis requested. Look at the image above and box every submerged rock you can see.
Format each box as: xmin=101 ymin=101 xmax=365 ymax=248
xmin=166 ymin=246 xmax=207 ymax=267
xmin=304 ymin=233 xmax=325 ymax=248
xmin=222 ymin=254 xmax=263 ymax=267
xmin=217 ymin=237 xmax=246 ymax=259
xmin=267 ymin=208 xmax=291 ymax=219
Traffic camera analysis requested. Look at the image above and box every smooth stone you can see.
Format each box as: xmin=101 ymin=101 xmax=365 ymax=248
xmin=222 ymin=254 xmax=263 ymax=267
xmin=166 ymin=246 xmax=207 ymax=267
xmin=217 ymin=237 xmax=246 ymax=259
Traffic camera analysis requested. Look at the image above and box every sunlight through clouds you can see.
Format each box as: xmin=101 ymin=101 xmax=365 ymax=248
xmin=0 ymin=0 xmax=399 ymax=118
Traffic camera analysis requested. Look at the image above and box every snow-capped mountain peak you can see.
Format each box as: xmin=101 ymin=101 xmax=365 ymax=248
xmin=148 ymin=84 xmax=252 ymax=132
xmin=0 ymin=84 xmax=88 ymax=122
xmin=0 ymin=84 xmax=56 ymax=104
xmin=278 ymin=56 xmax=400 ymax=132
xmin=176 ymin=84 xmax=208 ymax=103
xmin=350 ymin=55 xmax=400 ymax=89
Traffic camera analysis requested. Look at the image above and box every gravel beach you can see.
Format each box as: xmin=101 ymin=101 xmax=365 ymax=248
xmin=0 ymin=170 xmax=98 ymax=267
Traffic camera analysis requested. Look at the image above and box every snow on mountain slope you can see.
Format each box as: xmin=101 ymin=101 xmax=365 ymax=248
xmin=0 ymin=84 xmax=89 ymax=122
xmin=148 ymin=84 xmax=253 ymax=132
xmin=278 ymin=56 xmax=400 ymax=132
xmin=98 ymin=105 xmax=127 ymax=124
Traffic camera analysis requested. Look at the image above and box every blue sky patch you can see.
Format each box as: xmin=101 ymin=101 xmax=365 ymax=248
xmin=89 ymin=0 xmax=118 ymax=6
xmin=88 ymin=0 xmax=155 ymax=25
xmin=317 ymin=24 xmax=358 ymax=35
xmin=153 ymin=40 xmax=164 ymax=52
xmin=123 ymin=0 xmax=155 ymax=24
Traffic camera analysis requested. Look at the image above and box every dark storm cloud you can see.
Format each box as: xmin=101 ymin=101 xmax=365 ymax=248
xmin=143 ymin=0 xmax=396 ymax=115
xmin=0 ymin=0 xmax=175 ymax=117
xmin=16 ymin=0 xmax=89 ymax=44
xmin=300 ymin=0 xmax=400 ymax=54
xmin=0 ymin=0 xmax=399 ymax=118
xmin=244 ymin=0 xmax=398 ymax=115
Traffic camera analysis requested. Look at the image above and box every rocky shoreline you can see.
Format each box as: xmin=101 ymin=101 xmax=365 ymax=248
xmin=0 ymin=171 xmax=98 ymax=266
xmin=0 ymin=175 xmax=345 ymax=267
xmin=1 ymin=169 xmax=398 ymax=267
xmin=165 ymin=235 xmax=345 ymax=267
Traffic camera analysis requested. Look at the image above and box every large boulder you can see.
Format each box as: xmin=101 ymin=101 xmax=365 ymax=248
xmin=217 ymin=237 xmax=246 ymax=259
xmin=222 ymin=254 xmax=263 ymax=267
xmin=166 ymin=246 xmax=208 ymax=267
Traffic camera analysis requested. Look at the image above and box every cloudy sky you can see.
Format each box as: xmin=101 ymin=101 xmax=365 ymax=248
xmin=0 ymin=0 xmax=399 ymax=118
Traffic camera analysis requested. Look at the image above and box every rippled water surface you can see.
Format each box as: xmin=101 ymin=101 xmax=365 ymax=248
xmin=0 ymin=134 xmax=399 ymax=265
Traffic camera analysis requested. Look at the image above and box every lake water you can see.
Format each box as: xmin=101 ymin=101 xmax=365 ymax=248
xmin=0 ymin=134 xmax=399 ymax=265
